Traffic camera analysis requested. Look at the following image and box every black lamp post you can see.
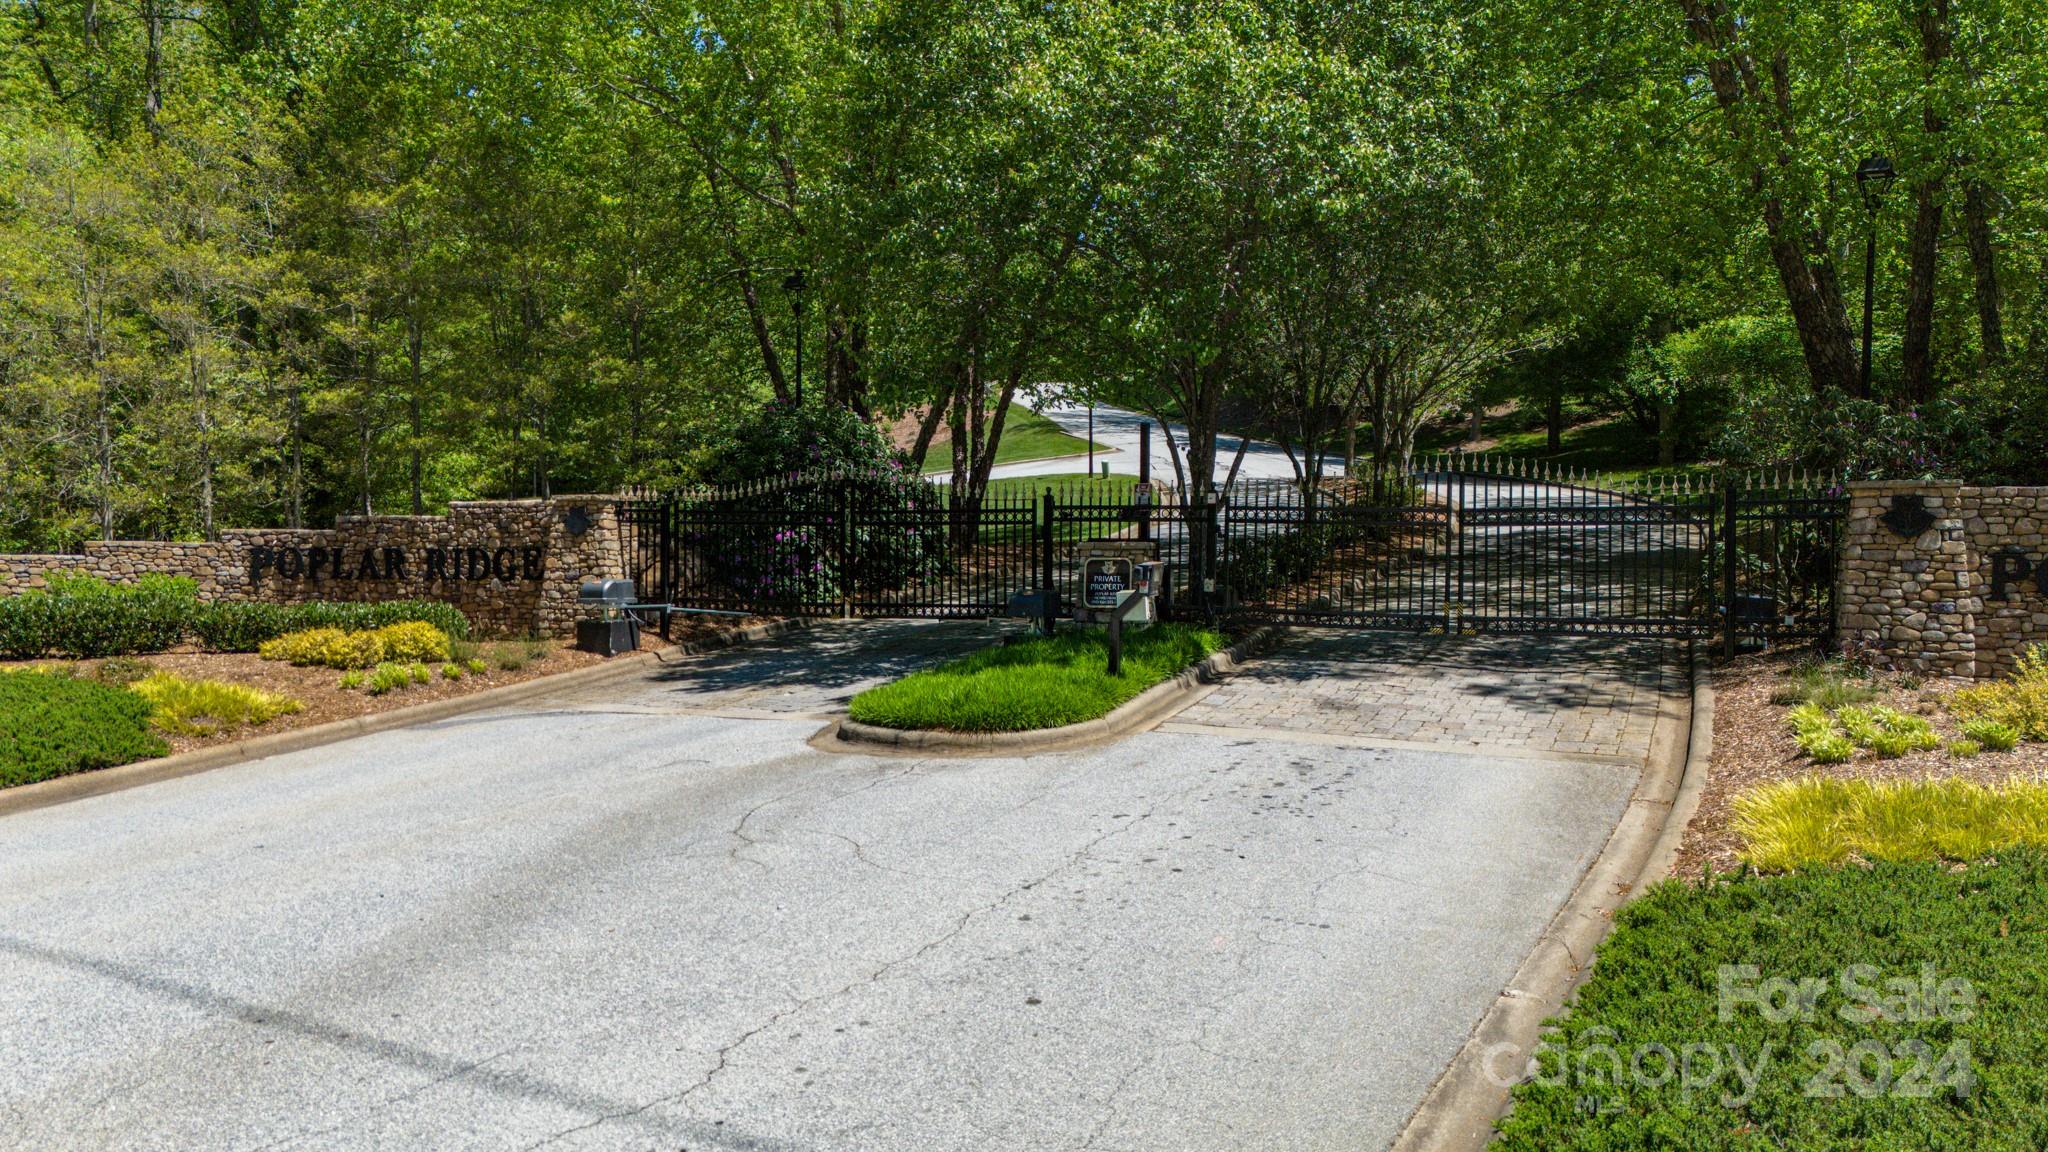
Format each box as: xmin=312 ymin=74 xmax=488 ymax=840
xmin=783 ymin=271 xmax=807 ymax=405
xmin=1853 ymin=155 xmax=1897 ymax=397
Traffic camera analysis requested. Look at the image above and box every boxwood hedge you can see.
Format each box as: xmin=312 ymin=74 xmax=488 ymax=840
xmin=0 ymin=671 xmax=168 ymax=787
xmin=0 ymin=573 xmax=198 ymax=659
xmin=0 ymin=573 xmax=469 ymax=658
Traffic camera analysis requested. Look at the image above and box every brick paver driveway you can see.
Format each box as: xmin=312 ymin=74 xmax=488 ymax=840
xmin=1171 ymin=629 xmax=1678 ymax=764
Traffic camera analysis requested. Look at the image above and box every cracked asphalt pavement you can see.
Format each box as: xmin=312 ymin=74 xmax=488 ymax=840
xmin=0 ymin=622 xmax=1642 ymax=1151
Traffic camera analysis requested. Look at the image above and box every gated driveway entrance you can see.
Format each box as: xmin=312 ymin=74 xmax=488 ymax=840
xmin=620 ymin=454 xmax=1844 ymax=649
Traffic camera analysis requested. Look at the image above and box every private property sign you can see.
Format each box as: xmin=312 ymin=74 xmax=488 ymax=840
xmin=1084 ymin=556 xmax=1131 ymax=609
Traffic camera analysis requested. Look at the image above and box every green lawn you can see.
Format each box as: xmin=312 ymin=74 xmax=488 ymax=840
xmin=980 ymin=473 xmax=1142 ymax=544
xmin=1420 ymin=415 xmax=1713 ymax=486
xmin=1494 ymin=852 xmax=2048 ymax=1151
xmin=847 ymin=622 xmax=1224 ymax=732
xmin=927 ymin=404 xmax=1107 ymax=470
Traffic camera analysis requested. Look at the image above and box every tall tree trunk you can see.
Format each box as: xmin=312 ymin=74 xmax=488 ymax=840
xmin=192 ymin=351 xmax=216 ymax=540
xmin=1901 ymin=0 xmax=1952 ymax=405
xmin=141 ymin=0 xmax=163 ymax=138
xmin=1963 ymin=180 xmax=2005 ymax=365
xmin=287 ymin=378 xmax=304 ymax=529
xmin=1681 ymin=4 xmax=1861 ymax=396
xmin=408 ymin=305 xmax=425 ymax=514
xmin=1900 ymin=182 xmax=1943 ymax=404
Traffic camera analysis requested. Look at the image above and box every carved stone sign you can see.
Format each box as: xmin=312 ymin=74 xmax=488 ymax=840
xmin=248 ymin=544 xmax=546 ymax=584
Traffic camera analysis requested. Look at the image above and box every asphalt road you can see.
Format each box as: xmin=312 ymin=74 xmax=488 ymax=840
xmin=0 ymin=623 xmax=1640 ymax=1151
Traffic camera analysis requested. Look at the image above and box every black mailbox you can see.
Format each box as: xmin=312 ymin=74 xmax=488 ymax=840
xmin=577 ymin=578 xmax=641 ymax=655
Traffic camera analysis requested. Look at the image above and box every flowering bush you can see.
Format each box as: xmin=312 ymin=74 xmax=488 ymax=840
xmin=685 ymin=401 xmax=950 ymax=601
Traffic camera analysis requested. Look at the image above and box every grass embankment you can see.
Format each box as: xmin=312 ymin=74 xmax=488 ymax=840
xmin=926 ymin=404 xmax=1107 ymax=470
xmin=847 ymin=623 xmax=1224 ymax=732
xmin=1419 ymin=414 xmax=1713 ymax=486
xmin=1495 ymin=851 xmax=2048 ymax=1151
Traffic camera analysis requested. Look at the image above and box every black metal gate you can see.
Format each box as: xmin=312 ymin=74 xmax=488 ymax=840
xmin=617 ymin=457 xmax=1844 ymax=645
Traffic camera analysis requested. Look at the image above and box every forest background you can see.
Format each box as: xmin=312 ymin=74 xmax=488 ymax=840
xmin=3 ymin=0 xmax=2043 ymax=549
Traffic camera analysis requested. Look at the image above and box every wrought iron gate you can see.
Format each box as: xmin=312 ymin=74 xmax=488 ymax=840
xmin=617 ymin=457 xmax=1844 ymax=645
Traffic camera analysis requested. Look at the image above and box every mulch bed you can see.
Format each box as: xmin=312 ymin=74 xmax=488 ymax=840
xmin=1674 ymin=649 xmax=2048 ymax=878
xmin=1 ymin=615 xmax=771 ymax=763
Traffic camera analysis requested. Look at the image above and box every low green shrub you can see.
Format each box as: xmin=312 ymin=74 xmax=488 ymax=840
xmin=129 ymin=672 xmax=302 ymax=737
xmin=0 ymin=573 xmax=199 ymax=659
xmin=441 ymin=661 xmax=465 ymax=681
xmin=1495 ymin=850 xmax=2048 ymax=1151
xmin=848 ymin=624 xmax=1227 ymax=732
xmin=0 ymin=592 xmax=56 ymax=660
xmin=0 ymin=670 xmax=167 ymax=787
xmin=91 ymin=656 xmax=156 ymax=686
xmin=1789 ymin=701 xmax=1938 ymax=761
xmin=338 ymin=670 xmax=367 ymax=690
xmin=1961 ymin=716 xmax=2021 ymax=752
xmin=1948 ymin=739 xmax=1983 ymax=758
xmin=375 ymin=621 xmax=451 ymax=663
xmin=366 ymin=662 xmax=414 ymax=695
xmin=1803 ymin=731 xmax=1856 ymax=763
xmin=1769 ymin=658 xmax=1878 ymax=709
xmin=190 ymin=599 xmax=470 ymax=652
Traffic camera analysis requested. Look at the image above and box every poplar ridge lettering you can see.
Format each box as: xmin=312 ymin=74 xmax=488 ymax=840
xmin=248 ymin=544 xmax=546 ymax=584
xmin=1989 ymin=548 xmax=2048 ymax=601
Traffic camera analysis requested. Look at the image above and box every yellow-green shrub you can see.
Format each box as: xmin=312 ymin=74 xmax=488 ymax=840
xmin=258 ymin=622 xmax=449 ymax=669
xmin=129 ymin=672 xmax=302 ymax=736
xmin=259 ymin=627 xmax=383 ymax=669
xmin=1735 ymin=775 xmax=2048 ymax=871
xmin=373 ymin=621 xmax=450 ymax=663
xmin=1949 ymin=645 xmax=2048 ymax=741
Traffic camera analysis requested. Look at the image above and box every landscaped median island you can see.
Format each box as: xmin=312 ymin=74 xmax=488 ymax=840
xmin=846 ymin=623 xmax=1226 ymax=732
xmin=1489 ymin=648 xmax=2048 ymax=1149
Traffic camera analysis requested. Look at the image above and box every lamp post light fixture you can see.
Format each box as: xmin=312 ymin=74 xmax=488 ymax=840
xmin=1853 ymin=155 xmax=1897 ymax=397
xmin=783 ymin=271 xmax=807 ymax=405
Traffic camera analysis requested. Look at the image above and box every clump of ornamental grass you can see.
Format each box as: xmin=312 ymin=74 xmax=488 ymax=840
xmin=1734 ymin=775 xmax=2048 ymax=872
xmin=128 ymin=672 xmax=302 ymax=737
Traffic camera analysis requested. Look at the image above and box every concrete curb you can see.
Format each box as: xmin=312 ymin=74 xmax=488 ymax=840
xmin=0 ymin=617 xmax=810 ymax=819
xmin=1388 ymin=641 xmax=1706 ymax=1152
xmin=1643 ymin=647 xmax=1714 ymax=884
xmin=819 ymin=626 xmax=1284 ymax=757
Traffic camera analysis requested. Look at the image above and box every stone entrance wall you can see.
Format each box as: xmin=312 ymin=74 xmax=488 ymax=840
xmin=0 ymin=496 xmax=629 ymax=638
xmin=1839 ymin=481 xmax=2048 ymax=679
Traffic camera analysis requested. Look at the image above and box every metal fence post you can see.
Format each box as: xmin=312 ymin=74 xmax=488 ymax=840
xmin=1723 ymin=479 xmax=1738 ymax=659
xmin=1041 ymin=487 xmax=1056 ymax=634
xmin=1137 ymin=424 xmax=1153 ymax=543
xmin=839 ymin=484 xmax=853 ymax=619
